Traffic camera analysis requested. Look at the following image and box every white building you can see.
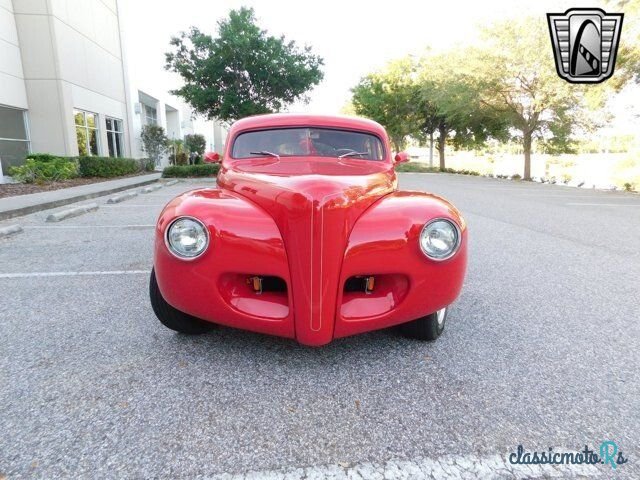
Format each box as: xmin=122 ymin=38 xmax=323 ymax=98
xmin=0 ymin=0 xmax=225 ymax=178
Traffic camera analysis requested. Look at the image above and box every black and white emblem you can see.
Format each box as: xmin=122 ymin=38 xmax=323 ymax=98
xmin=547 ymin=8 xmax=623 ymax=84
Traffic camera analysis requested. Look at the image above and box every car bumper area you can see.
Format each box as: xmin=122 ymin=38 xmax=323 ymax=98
xmin=154 ymin=189 xmax=467 ymax=346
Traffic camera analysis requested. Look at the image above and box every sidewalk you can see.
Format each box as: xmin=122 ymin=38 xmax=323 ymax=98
xmin=0 ymin=173 xmax=161 ymax=221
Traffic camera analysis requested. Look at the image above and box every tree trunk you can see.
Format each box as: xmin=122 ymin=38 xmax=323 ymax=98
xmin=429 ymin=131 xmax=434 ymax=168
xmin=437 ymin=124 xmax=446 ymax=171
xmin=523 ymin=132 xmax=532 ymax=180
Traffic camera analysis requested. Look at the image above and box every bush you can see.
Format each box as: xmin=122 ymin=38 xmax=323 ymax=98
xmin=511 ymin=173 xmax=522 ymax=180
xmin=162 ymin=164 xmax=220 ymax=178
xmin=78 ymin=156 xmax=139 ymax=177
xmin=394 ymin=163 xmax=440 ymax=173
xmin=137 ymin=158 xmax=155 ymax=172
xmin=9 ymin=156 xmax=78 ymax=183
xmin=25 ymin=153 xmax=72 ymax=163
xmin=175 ymin=151 xmax=189 ymax=166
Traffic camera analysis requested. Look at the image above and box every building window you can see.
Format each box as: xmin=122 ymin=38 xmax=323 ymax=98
xmin=0 ymin=106 xmax=30 ymax=176
xmin=74 ymin=109 xmax=99 ymax=156
xmin=106 ymin=117 xmax=124 ymax=157
xmin=144 ymin=105 xmax=157 ymax=125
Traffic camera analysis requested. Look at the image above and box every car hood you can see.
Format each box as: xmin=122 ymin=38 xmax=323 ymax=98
xmin=217 ymin=159 xmax=397 ymax=344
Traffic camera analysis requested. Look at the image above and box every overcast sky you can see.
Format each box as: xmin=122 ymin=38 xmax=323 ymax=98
xmin=120 ymin=0 xmax=599 ymax=114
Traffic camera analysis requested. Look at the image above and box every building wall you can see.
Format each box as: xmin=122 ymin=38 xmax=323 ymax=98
xmin=1 ymin=0 xmax=225 ymax=177
xmin=11 ymin=0 xmax=130 ymax=157
xmin=0 ymin=0 xmax=28 ymax=109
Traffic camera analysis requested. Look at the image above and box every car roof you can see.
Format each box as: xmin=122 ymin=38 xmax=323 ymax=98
xmin=228 ymin=113 xmax=388 ymax=139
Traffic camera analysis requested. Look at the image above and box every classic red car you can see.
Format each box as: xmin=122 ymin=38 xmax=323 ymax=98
xmin=150 ymin=114 xmax=467 ymax=346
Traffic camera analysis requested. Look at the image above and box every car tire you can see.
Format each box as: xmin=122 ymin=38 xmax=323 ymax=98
xmin=400 ymin=307 xmax=447 ymax=341
xmin=149 ymin=269 xmax=214 ymax=334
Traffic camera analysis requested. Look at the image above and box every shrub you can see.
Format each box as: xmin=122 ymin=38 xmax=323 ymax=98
xmin=176 ymin=151 xmax=189 ymax=166
xmin=511 ymin=173 xmax=522 ymax=180
xmin=78 ymin=156 xmax=139 ymax=177
xmin=138 ymin=158 xmax=156 ymax=172
xmin=394 ymin=163 xmax=440 ymax=173
xmin=9 ymin=156 xmax=78 ymax=183
xmin=162 ymin=164 xmax=220 ymax=178
xmin=26 ymin=153 xmax=73 ymax=163
xmin=623 ymin=182 xmax=635 ymax=192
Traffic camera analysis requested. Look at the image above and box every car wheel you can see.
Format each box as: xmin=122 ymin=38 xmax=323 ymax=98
xmin=400 ymin=307 xmax=448 ymax=341
xmin=149 ymin=269 xmax=214 ymax=334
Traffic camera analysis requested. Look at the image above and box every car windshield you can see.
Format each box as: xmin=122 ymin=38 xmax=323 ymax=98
xmin=232 ymin=128 xmax=384 ymax=160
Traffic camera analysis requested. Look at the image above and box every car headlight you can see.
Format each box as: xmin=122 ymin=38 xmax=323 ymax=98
xmin=419 ymin=218 xmax=461 ymax=260
xmin=165 ymin=217 xmax=209 ymax=259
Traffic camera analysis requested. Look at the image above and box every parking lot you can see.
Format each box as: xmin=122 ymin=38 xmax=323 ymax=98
xmin=1 ymin=173 xmax=639 ymax=479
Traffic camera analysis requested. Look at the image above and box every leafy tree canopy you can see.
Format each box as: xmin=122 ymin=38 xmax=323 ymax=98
xmin=350 ymin=58 xmax=422 ymax=151
xmin=184 ymin=134 xmax=207 ymax=155
xmin=165 ymin=7 xmax=324 ymax=123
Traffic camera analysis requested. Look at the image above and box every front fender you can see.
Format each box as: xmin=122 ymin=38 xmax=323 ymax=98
xmin=334 ymin=191 xmax=468 ymax=338
xmin=154 ymin=188 xmax=295 ymax=339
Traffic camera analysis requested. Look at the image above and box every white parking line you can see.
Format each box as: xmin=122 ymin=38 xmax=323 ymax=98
xmin=211 ymin=454 xmax=602 ymax=479
xmin=102 ymin=204 xmax=165 ymax=207
xmin=0 ymin=270 xmax=151 ymax=279
xmin=567 ymin=202 xmax=640 ymax=207
xmin=23 ymin=225 xmax=155 ymax=229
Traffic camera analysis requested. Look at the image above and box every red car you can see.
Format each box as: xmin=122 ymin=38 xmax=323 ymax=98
xmin=150 ymin=114 xmax=467 ymax=346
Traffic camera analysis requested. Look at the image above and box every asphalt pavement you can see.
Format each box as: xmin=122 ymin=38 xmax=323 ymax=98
xmin=1 ymin=174 xmax=638 ymax=479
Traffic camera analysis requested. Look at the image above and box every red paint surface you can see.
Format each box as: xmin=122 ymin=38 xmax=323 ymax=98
xmin=154 ymin=114 xmax=467 ymax=345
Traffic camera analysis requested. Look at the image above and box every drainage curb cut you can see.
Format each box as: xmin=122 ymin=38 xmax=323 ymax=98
xmin=107 ymin=192 xmax=138 ymax=204
xmin=0 ymin=224 xmax=23 ymax=238
xmin=46 ymin=203 xmax=99 ymax=222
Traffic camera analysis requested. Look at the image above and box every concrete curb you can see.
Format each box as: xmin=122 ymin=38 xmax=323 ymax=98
xmin=163 ymin=180 xmax=179 ymax=187
xmin=46 ymin=203 xmax=99 ymax=222
xmin=0 ymin=175 xmax=159 ymax=221
xmin=107 ymin=191 xmax=138 ymax=204
xmin=0 ymin=224 xmax=23 ymax=238
xmin=140 ymin=184 xmax=163 ymax=194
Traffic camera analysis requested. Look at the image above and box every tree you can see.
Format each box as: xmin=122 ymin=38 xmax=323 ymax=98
xmin=141 ymin=125 xmax=169 ymax=167
xmin=465 ymin=18 xmax=588 ymax=180
xmin=415 ymin=53 xmax=508 ymax=170
xmin=611 ymin=0 xmax=640 ymax=85
xmin=165 ymin=7 xmax=324 ymax=123
xmin=350 ymin=58 xmax=422 ymax=151
xmin=184 ymin=134 xmax=206 ymax=156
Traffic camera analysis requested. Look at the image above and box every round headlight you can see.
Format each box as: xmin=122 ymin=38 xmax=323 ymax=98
xmin=419 ymin=219 xmax=460 ymax=260
xmin=166 ymin=217 xmax=209 ymax=259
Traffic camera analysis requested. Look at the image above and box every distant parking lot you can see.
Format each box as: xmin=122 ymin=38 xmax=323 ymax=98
xmin=1 ymin=174 xmax=639 ymax=479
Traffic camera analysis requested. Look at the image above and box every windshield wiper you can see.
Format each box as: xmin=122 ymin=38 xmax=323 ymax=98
xmin=250 ymin=150 xmax=280 ymax=158
xmin=338 ymin=151 xmax=369 ymax=158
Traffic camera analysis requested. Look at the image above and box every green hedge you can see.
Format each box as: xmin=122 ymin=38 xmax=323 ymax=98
xmin=162 ymin=164 xmax=220 ymax=178
xmin=78 ymin=156 xmax=140 ymax=177
xmin=395 ymin=162 xmax=481 ymax=176
xmin=9 ymin=155 xmax=78 ymax=183
xmin=395 ymin=163 xmax=440 ymax=173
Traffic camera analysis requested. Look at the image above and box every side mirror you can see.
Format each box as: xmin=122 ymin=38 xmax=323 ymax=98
xmin=394 ymin=152 xmax=409 ymax=164
xmin=204 ymin=152 xmax=221 ymax=163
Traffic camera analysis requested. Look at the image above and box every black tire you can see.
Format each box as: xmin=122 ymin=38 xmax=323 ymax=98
xmin=399 ymin=307 xmax=447 ymax=341
xmin=149 ymin=269 xmax=214 ymax=334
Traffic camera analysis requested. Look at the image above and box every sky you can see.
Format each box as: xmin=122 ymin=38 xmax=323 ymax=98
xmin=120 ymin=0 xmax=602 ymax=115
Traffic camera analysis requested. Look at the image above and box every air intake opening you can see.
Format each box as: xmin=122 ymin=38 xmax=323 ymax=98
xmin=247 ymin=276 xmax=287 ymax=294
xmin=344 ymin=276 xmax=375 ymax=294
